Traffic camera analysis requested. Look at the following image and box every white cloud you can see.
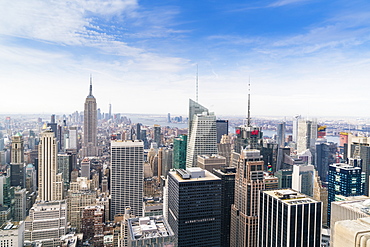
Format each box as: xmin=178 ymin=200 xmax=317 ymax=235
xmin=268 ymin=0 xmax=311 ymax=7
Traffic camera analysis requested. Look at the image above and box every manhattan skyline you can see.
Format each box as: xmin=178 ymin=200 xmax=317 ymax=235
xmin=1 ymin=0 xmax=370 ymax=117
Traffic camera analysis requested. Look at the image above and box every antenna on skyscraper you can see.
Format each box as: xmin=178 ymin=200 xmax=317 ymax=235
xmin=247 ymin=77 xmax=251 ymax=127
xmin=89 ymin=74 xmax=93 ymax=96
xmin=196 ymin=64 xmax=199 ymax=102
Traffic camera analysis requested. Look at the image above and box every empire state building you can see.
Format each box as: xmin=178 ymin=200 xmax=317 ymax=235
xmin=83 ymin=77 xmax=98 ymax=157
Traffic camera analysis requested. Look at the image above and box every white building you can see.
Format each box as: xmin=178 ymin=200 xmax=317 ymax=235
xmin=186 ymin=112 xmax=217 ymax=168
xmin=0 ymin=221 xmax=24 ymax=247
xmin=24 ymin=200 xmax=67 ymax=246
xmin=38 ymin=129 xmax=63 ymax=201
xmin=111 ymin=140 xmax=144 ymax=218
xmin=292 ymin=163 xmax=315 ymax=196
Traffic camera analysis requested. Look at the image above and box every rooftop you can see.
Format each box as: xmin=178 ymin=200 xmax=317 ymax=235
xmin=128 ymin=216 xmax=174 ymax=241
xmin=0 ymin=221 xmax=22 ymax=231
xmin=264 ymin=189 xmax=319 ymax=205
xmin=170 ymin=168 xmax=220 ymax=182
xmin=332 ymin=196 xmax=370 ymax=216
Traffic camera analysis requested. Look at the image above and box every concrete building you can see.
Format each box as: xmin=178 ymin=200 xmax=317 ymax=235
xmin=0 ymin=221 xmax=24 ymax=247
xmin=276 ymin=122 xmax=286 ymax=148
xmin=80 ymin=158 xmax=90 ymax=179
xmin=331 ymin=195 xmax=370 ymax=237
xmin=197 ymin=154 xmax=226 ymax=172
xmin=296 ymin=119 xmax=317 ymax=154
xmin=186 ymin=111 xmax=217 ymax=168
xmin=167 ymin=168 xmax=222 ymax=247
xmin=230 ymin=149 xmax=265 ymax=247
xmin=111 ymin=140 xmax=144 ymax=218
xmin=13 ymin=187 xmax=27 ymax=222
xmin=313 ymin=171 xmax=328 ymax=226
xmin=258 ymin=189 xmax=322 ymax=247
xmin=82 ymin=77 xmax=98 ymax=157
xmin=124 ymin=216 xmax=175 ymax=247
xmin=217 ymin=135 xmax=232 ymax=167
xmin=332 ymin=217 xmax=370 ymax=247
xmin=24 ymin=200 xmax=68 ymax=246
xmin=38 ymin=129 xmax=63 ymax=201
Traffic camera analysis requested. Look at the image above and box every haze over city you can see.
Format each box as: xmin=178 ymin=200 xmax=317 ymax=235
xmin=1 ymin=0 xmax=370 ymax=117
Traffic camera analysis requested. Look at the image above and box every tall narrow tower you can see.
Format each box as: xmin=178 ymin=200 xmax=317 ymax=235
xmin=230 ymin=149 xmax=265 ymax=247
xmin=10 ymin=133 xmax=25 ymax=188
xmin=83 ymin=77 xmax=98 ymax=157
xmin=38 ymin=129 xmax=63 ymax=201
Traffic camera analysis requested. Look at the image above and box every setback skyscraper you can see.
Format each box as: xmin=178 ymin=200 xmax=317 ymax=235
xmin=83 ymin=77 xmax=98 ymax=157
xmin=38 ymin=129 xmax=63 ymax=201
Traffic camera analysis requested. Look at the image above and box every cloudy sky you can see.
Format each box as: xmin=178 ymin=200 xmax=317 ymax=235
xmin=1 ymin=0 xmax=370 ymax=117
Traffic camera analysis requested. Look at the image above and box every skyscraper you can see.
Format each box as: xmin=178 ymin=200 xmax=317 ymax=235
xmin=38 ymin=129 xmax=63 ymax=201
xmin=186 ymin=110 xmax=217 ymax=168
xmin=188 ymin=99 xmax=208 ymax=140
xmin=327 ymin=163 xmax=364 ymax=226
xmin=276 ymin=122 xmax=286 ymax=148
xmin=111 ymin=140 xmax=144 ymax=218
xmin=83 ymin=77 xmax=98 ymax=157
xmin=230 ymin=149 xmax=265 ymax=247
xmin=216 ymin=119 xmax=228 ymax=143
xmin=167 ymin=168 xmax=222 ymax=247
xmin=258 ymin=189 xmax=322 ymax=247
xmin=10 ymin=133 xmax=25 ymax=188
xmin=213 ymin=167 xmax=236 ymax=247
xmin=173 ymin=134 xmax=187 ymax=169
xmin=153 ymin=124 xmax=161 ymax=146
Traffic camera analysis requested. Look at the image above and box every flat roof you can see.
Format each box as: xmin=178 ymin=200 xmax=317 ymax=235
xmin=169 ymin=169 xmax=221 ymax=182
xmin=264 ymin=189 xmax=319 ymax=205
xmin=333 ymin=196 xmax=370 ymax=216
xmin=128 ymin=216 xmax=174 ymax=241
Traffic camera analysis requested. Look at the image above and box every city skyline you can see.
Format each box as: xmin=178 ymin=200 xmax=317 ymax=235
xmin=1 ymin=0 xmax=370 ymax=117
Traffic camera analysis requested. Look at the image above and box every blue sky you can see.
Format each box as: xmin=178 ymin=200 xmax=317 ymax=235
xmin=1 ymin=0 xmax=370 ymax=117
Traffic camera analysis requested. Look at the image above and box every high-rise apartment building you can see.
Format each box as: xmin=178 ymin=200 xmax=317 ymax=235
xmin=186 ymin=111 xmax=217 ymax=167
xmin=230 ymin=149 xmax=265 ymax=247
xmin=327 ymin=163 xmax=364 ymax=226
xmin=83 ymin=78 xmax=98 ymax=157
xmin=258 ymin=189 xmax=322 ymax=247
xmin=111 ymin=140 xmax=144 ymax=218
xmin=38 ymin=129 xmax=63 ymax=201
xmin=167 ymin=168 xmax=222 ymax=247
xmin=173 ymin=134 xmax=187 ymax=169
xmin=10 ymin=133 xmax=25 ymax=188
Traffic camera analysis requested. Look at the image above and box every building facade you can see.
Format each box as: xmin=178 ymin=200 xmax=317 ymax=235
xmin=111 ymin=140 xmax=144 ymax=218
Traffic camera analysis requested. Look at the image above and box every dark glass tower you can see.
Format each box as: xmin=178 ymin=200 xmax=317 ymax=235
xmin=167 ymin=168 xmax=222 ymax=247
xmin=173 ymin=134 xmax=187 ymax=169
xmin=213 ymin=167 xmax=236 ymax=247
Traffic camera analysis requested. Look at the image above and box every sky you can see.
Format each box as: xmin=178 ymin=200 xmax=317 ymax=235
xmin=1 ymin=0 xmax=370 ymax=118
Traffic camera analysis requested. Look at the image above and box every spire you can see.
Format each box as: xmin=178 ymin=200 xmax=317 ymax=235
xmin=196 ymin=64 xmax=199 ymax=102
xmin=89 ymin=74 xmax=93 ymax=96
xmin=247 ymin=77 xmax=251 ymax=127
